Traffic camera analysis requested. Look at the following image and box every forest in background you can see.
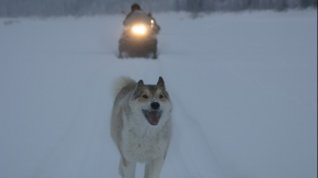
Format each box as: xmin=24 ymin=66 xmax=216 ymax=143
xmin=0 ymin=0 xmax=316 ymax=17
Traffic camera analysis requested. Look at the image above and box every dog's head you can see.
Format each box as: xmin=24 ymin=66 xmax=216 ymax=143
xmin=130 ymin=77 xmax=172 ymax=126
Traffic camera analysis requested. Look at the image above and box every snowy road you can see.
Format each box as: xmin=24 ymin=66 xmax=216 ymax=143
xmin=0 ymin=10 xmax=317 ymax=178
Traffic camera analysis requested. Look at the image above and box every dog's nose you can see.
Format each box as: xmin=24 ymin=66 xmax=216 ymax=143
xmin=151 ymin=102 xmax=160 ymax=110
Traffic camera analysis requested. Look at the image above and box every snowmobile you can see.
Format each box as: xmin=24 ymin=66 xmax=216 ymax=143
xmin=118 ymin=12 xmax=159 ymax=59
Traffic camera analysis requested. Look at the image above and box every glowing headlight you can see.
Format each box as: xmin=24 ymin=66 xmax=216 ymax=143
xmin=150 ymin=19 xmax=155 ymax=28
xmin=131 ymin=24 xmax=147 ymax=36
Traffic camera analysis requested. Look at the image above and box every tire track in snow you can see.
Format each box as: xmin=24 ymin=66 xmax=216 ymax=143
xmin=165 ymin=82 xmax=225 ymax=177
xmin=156 ymin=58 xmax=197 ymax=178
xmin=30 ymin=61 xmax=105 ymax=178
xmin=158 ymin=58 xmax=224 ymax=178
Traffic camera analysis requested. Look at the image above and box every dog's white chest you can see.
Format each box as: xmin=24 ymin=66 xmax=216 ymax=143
xmin=121 ymin=127 xmax=167 ymax=162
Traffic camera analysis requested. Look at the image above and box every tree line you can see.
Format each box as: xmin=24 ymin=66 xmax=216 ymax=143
xmin=0 ymin=0 xmax=316 ymax=17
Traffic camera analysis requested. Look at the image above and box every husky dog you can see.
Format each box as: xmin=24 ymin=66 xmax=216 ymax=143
xmin=111 ymin=77 xmax=172 ymax=178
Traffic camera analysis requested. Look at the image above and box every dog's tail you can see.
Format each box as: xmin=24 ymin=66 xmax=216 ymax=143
xmin=112 ymin=76 xmax=136 ymax=99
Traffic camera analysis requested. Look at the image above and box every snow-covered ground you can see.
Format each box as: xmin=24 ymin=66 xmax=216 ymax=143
xmin=0 ymin=10 xmax=316 ymax=178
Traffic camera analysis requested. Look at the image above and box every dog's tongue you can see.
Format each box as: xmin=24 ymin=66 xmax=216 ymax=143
xmin=147 ymin=111 xmax=161 ymax=125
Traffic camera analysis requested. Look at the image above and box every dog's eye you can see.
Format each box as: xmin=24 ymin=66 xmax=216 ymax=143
xmin=142 ymin=94 xmax=148 ymax=99
xmin=159 ymin=94 xmax=164 ymax=99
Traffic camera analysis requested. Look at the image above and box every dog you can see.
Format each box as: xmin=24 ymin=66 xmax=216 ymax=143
xmin=111 ymin=76 xmax=172 ymax=178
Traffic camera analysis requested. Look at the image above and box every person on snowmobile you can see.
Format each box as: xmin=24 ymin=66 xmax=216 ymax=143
xmin=123 ymin=3 xmax=160 ymax=34
xmin=118 ymin=3 xmax=160 ymax=59
xmin=124 ymin=3 xmax=142 ymax=23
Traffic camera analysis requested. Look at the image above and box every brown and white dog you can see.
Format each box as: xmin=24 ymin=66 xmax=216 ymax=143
xmin=111 ymin=77 xmax=172 ymax=178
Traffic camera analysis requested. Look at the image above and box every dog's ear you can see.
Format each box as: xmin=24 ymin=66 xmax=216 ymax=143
xmin=134 ymin=80 xmax=144 ymax=98
xmin=137 ymin=80 xmax=144 ymax=87
xmin=157 ymin=76 xmax=165 ymax=89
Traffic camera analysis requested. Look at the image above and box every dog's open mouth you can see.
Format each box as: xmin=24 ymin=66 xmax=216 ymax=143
xmin=142 ymin=110 xmax=162 ymax=126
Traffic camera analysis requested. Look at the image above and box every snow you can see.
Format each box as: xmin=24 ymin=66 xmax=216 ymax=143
xmin=0 ymin=10 xmax=316 ymax=178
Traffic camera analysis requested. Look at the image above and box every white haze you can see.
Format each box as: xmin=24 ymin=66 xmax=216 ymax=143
xmin=0 ymin=10 xmax=317 ymax=178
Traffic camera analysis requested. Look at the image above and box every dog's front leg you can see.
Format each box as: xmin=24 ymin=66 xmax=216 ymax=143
xmin=119 ymin=157 xmax=136 ymax=178
xmin=144 ymin=157 xmax=164 ymax=178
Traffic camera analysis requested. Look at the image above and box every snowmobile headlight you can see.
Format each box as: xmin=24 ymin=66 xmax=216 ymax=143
xmin=131 ymin=24 xmax=148 ymax=36
xmin=150 ymin=19 xmax=155 ymax=28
